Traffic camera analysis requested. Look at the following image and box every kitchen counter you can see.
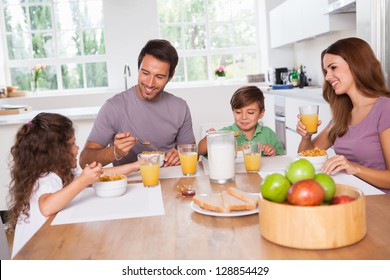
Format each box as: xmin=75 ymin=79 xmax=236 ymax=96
xmin=0 ymin=106 xmax=100 ymax=125
xmin=266 ymin=86 xmax=325 ymax=102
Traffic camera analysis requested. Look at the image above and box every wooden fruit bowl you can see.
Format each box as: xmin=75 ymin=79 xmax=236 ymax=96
xmin=259 ymin=184 xmax=366 ymax=249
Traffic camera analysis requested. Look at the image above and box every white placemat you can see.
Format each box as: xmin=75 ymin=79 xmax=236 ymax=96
xmin=331 ymin=173 xmax=384 ymax=195
xmin=52 ymin=183 xmax=165 ymax=225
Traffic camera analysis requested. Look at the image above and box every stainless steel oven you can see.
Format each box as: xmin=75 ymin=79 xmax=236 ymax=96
xmin=274 ymin=95 xmax=286 ymax=150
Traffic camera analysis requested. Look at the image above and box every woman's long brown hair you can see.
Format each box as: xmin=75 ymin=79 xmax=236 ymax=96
xmin=7 ymin=113 xmax=75 ymax=230
xmin=321 ymin=37 xmax=390 ymax=143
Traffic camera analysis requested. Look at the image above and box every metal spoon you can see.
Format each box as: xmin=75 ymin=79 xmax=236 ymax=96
xmin=139 ymin=140 xmax=151 ymax=145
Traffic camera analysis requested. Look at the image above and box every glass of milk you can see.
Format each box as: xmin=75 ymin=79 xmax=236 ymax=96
xmin=207 ymin=131 xmax=235 ymax=184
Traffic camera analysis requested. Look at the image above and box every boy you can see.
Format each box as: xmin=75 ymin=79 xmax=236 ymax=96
xmin=198 ymin=86 xmax=285 ymax=156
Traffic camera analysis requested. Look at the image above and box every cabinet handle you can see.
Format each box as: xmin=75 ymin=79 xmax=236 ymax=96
xmin=286 ymin=126 xmax=298 ymax=134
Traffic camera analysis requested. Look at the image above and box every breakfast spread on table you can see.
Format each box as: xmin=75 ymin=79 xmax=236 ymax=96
xmin=192 ymin=187 xmax=258 ymax=213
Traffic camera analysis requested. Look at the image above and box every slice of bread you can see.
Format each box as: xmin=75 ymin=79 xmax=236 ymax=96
xmin=192 ymin=187 xmax=258 ymax=213
xmin=227 ymin=187 xmax=258 ymax=206
xmin=192 ymin=193 xmax=228 ymax=213
xmin=222 ymin=191 xmax=257 ymax=211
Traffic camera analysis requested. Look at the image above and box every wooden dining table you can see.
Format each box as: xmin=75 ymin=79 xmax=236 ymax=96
xmin=14 ymin=164 xmax=390 ymax=260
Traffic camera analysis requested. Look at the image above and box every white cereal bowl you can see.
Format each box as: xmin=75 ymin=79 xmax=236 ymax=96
xmin=298 ymin=154 xmax=328 ymax=170
xmin=93 ymin=175 xmax=127 ymax=198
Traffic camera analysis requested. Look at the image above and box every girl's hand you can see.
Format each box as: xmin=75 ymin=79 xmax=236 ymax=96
xmin=81 ymin=161 xmax=103 ymax=185
xmin=321 ymin=155 xmax=359 ymax=176
xmin=262 ymin=144 xmax=276 ymax=156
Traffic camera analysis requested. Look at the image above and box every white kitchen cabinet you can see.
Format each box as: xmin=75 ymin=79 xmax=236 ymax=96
xmin=263 ymin=93 xmax=275 ymax=131
xmin=269 ymin=0 xmax=356 ymax=48
xmin=284 ymin=96 xmax=331 ymax=158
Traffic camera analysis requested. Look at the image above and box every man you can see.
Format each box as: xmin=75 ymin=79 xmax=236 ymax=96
xmin=79 ymin=39 xmax=195 ymax=168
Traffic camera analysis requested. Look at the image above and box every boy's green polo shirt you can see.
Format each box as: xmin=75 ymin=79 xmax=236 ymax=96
xmin=221 ymin=123 xmax=285 ymax=155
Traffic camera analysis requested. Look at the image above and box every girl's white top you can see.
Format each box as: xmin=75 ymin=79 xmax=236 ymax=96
xmin=12 ymin=172 xmax=62 ymax=258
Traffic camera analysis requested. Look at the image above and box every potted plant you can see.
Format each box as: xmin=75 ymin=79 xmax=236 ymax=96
xmin=31 ymin=64 xmax=46 ymax=94
xmin=214 ymin=65 xmax=226 ymax=77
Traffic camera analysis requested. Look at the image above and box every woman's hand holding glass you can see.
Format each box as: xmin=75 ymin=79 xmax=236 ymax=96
xmin=296 ymin=114 xmax=322 ymax=138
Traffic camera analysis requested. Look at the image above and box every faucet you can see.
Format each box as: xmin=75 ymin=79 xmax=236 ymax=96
xmin=124 ymin=64 xmax=131 ymax=90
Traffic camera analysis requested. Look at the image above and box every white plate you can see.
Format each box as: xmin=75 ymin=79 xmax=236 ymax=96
xmin=190 ymin=201 xmax=259 ymax=217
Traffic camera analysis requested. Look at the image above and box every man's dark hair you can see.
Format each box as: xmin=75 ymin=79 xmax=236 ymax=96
xmin=138 ymin=39 xmax=178 ymax=78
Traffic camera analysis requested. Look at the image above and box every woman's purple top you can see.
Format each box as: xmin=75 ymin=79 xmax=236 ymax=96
xmin=334 ymin=96 xmax=390 ymax=193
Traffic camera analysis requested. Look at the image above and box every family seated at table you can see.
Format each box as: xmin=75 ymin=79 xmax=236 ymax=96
xmin=5 ymin=37 xmax=390 ymax=259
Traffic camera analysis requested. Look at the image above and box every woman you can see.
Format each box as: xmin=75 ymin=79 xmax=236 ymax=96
xmin=297 ymin=37 xmax=390 ymax=193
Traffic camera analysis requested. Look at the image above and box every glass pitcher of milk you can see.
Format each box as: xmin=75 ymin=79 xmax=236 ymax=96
xmin=207 ymin=131 xmax=235 ymax=184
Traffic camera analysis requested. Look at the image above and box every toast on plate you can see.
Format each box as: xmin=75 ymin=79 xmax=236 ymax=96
xmin=192 ymin=193 xmax=227 ymax=213
xmin=222 ymin=191 xmax=257 ymax=211
xmin=227 ymin=187 xmax=258 ymax=206
xmin=193 ymin=187 xmax=258 ymax=213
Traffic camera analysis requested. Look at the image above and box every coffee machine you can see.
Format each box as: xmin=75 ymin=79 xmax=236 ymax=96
xmin=268 ymin=67 xmax=288 ymax=85
xmin=275 ymin=67 xmax=288 ymax=84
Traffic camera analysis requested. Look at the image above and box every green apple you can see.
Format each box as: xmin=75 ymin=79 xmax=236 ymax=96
xmin=315 ymin=173 xmax=336 ymax=201
xmin=261 ymin=173 xmax=291 ymax=203
xmin=285 ymin=158 xmax=315 ymax=184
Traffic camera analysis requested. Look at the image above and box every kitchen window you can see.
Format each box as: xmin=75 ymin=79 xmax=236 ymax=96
xmin=157 ymin=0 xmax=265 ymax=84
xmin=1 ymin=0 xmax=107 ymax=93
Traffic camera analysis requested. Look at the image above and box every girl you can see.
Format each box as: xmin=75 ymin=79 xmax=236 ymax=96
xmin=7 ymin=113 xmax=139 ymax=257
xmin=297 ymin=37 xmax=390 ymax=193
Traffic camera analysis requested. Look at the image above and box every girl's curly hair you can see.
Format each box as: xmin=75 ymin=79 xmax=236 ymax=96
xmin=7 ymin=113 xmax=75 ymax=230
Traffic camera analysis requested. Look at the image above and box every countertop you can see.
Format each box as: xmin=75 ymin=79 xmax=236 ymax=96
xmin=266 ymin=86 xmax=325 ymax=102
xmin=0 ymin=106 xmax=100 ymax=125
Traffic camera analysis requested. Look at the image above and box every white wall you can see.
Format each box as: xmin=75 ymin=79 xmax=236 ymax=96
xmin=293 ymin=29 xmax=356 ymax=87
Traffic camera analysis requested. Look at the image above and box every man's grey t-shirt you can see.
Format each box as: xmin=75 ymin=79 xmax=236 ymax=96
xmin=88 ymin=86 xmax=195 ymax=165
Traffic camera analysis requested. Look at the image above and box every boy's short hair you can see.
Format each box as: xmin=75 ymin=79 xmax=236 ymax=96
xmin=230 ymin=86 xmax=265 ymax=111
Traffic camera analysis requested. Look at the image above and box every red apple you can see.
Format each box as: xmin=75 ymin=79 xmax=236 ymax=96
xmin=287 ymin=179 xmax=325 ymax=206
xmin=330 ymin=195 xmax=355 ymax=205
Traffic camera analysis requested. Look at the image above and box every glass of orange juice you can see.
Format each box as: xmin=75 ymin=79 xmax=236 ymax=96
xmin=178 ymin=144 xmax=198 ymax=176
xmin=137 ymin=153 xmax=161 ymax=187
xmin=242 ymin=141 xmax=262 ymax=173
xmin=299 ymin=105 xmax=319 ymax=133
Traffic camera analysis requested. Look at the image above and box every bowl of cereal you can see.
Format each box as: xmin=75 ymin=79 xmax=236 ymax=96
xmin=93 ymin=174 xmax=127 ymax=198
xmin=298 ymin=147 xmax=328 ymax=170
xmin=139 ymin=151 xmax=165 ymax=167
